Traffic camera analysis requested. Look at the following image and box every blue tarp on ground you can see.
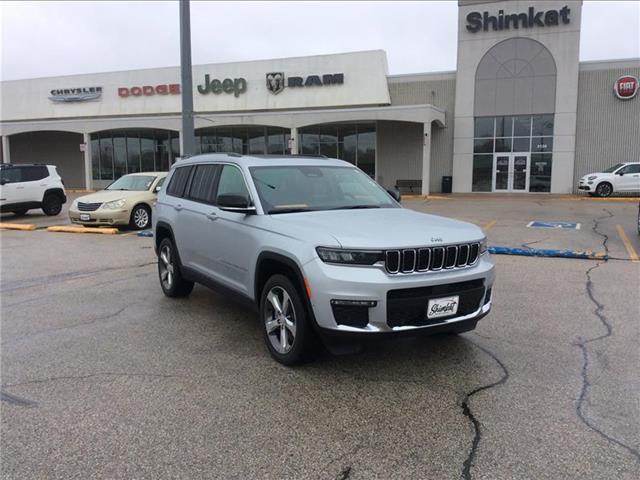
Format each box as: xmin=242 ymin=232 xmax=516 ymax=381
xmin=489 ymin=246 xmax=605 ymax=260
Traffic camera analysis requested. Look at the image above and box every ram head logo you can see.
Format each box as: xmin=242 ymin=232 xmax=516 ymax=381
xmin=266 ymin=72 xmax=285 ymax=95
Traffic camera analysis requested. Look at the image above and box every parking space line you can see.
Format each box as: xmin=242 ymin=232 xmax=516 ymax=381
xmin=482 ymin=220 xmax=497 ymax=230
xmin=616 ymin=224 xmax=639 ymax=262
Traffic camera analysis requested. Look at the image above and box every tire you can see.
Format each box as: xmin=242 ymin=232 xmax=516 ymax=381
xmin=130 ymin=204 xmax=151 ymax=230
xmin=157 ymin=237 xmax=194 ymax=298
xmin=12 ymin=210 xmax=28 ymax=216
xmin=595 ymin=182 xmax=613 ymax=197
xmin=260 ymin=274 xmax=315 ymax=365
xmin=42 ymin=194 xmax=63 ymax=216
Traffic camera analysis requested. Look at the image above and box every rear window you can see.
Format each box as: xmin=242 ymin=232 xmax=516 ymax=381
xmin=21 ymin=166 xmax=49 ymax=182
xmin=166 ymin=166 xmax=192 ymax=198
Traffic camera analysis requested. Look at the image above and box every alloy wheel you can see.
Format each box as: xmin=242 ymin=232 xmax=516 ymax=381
xmin=134 ymin=207 xmax=149 ymax=229
xmin=159 ymin=244 xmax=174 ymax=290
xmin=264 ymin=286 xmax=297 ymax=354
xmin=597 ymin=183 xmax=612 ymax=197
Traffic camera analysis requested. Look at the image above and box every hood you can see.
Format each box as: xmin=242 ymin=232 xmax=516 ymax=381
xmin=76 ymin=190 xmax=152 ymax=203
xmin=582 ymin=172 xmax=612 ymax=179
xmin=268 ymin=208 xmax=485 ymax=249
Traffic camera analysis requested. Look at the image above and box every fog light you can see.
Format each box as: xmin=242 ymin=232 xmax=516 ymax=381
xmin=330 ymin=299 xmax=377 ymax=307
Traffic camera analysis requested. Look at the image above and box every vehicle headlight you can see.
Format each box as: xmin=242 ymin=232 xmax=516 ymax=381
xmin=102 ymin=199 xmax=126 ymax=209
xmin=316 ymin=247 xmax=383 ymax=265
xmin=588 ymin=176 xmax=598 ymax=181
xmin=479 ymin=238 xmax=488 ymax=255
xmin=71 ymin=199 xmax=78 ymax=208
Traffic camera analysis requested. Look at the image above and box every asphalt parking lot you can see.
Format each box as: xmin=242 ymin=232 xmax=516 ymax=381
xmin=1 ymin=195 xmax=639 ymax=479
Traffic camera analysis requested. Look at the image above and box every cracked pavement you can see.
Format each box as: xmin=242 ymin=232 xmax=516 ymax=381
xmin=1 ymin=197 xmax=639 ymax=479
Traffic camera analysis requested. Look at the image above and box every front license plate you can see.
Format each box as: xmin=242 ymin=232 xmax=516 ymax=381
xmin=80 ymin=213 xmax=90 ymax=221
xmin=427 ymin=295 xmax=459 ymax=319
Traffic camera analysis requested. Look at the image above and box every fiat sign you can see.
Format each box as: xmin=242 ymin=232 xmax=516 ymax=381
xmin=614 ymin=75 xmax=638 ymax=100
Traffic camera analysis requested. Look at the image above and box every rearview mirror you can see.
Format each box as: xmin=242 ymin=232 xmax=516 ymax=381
xmin=217 ymin=194 xmax=256 ymax=214
xmin=154 ymin=185 xmax=161 ymax=193
xmin=387 ymin=188 xmax=401 ymax=203
xmin=618 ymin=171 xmax=625 ymax=176
xmin=0 ymin=179 xmax=6 ymax=186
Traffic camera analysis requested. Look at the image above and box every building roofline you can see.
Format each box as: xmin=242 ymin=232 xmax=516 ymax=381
xmin=0 ymin=49 xmax=388 ymax=83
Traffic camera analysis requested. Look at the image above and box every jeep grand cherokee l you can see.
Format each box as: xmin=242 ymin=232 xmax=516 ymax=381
xmin=154 ymin=154 xmax=495 ymax=365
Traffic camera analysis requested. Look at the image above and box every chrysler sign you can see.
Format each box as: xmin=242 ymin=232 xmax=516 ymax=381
xmin=49 ymin=87 xmax=102 ymax=102
xmin=614 ymin=76 xmax=638 ymax=100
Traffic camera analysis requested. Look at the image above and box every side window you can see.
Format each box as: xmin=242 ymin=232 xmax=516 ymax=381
xmin=216 ymin=165 xmax=250 ymax=202
xmin=166 ymin=166 xmax=192 ymax=198
xmin=186 ymin=164 xmax=220 ymax=204
xmin=155 ymin=177 xmax=166 ymax=189
xmin=0 ymin=167 xmax=21 ymax=184
xmin=622 ymin=164 xmax=640 ymax=174
xmin=21 ymin=166 xmax=49 ymax=182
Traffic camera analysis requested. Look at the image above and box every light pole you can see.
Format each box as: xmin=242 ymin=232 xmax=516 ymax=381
xmin=179 ymin=0 xmax=196 ymax=157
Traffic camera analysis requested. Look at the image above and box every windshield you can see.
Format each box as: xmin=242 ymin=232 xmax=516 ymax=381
xmin=106 ymin=175 xmax=156 ymax=191
xmin=602 ymin=163 xmax=624 ymax=173
xmin=249 ymin=165 xmax=398 ymax=214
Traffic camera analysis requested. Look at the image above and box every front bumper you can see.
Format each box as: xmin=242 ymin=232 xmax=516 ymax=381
xmin=578 ymin=180 xmax=593 ymax=191
xmin=303 ymin=253 xmax=495 ymax=334
xmin=69 ymin=207 xmax=131 ymax=226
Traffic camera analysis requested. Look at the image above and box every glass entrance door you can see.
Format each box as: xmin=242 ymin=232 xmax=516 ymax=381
xmin=493 ymin=154 xmax=530 ymax=192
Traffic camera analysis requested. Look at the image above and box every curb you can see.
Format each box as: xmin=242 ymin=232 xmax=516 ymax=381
xmin=47 ymin=226 xmax=119 ymax=235
xmin=562 ymin=196 xmax=640 ymax=203
xmin=0 ymin=223 xmax=37 ymax=231
xmin=489 ymin=245 xmax=606 ymax=260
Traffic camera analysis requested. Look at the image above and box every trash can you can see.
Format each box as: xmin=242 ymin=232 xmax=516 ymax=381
xmin=441 ymin=176 xmax=452 ymax=194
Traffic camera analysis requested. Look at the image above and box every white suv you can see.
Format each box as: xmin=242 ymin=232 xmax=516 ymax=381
xmin=0 ymin=164 xmax=67 ymax=216
xmin=154 ymin=154 xmax=494 ymax=365
xmin=578 ymin=162 xmax=640 ymax=197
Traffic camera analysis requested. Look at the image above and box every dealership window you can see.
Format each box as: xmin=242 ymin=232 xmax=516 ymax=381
xmin=195 ymin=126 xmax=290 ymax=155
xmin=299 ymin=123 xmax=376 ymax=177
xmin=472 ymin=115 xmax=554 ymax=192
xmin=91 ymin=129 xmax=178 ymax=182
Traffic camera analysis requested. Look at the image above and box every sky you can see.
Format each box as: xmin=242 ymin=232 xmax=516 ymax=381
xmin=0 ymin=1 xmax=638 ymax=81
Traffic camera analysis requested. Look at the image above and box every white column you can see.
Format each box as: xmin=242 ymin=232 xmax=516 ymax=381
xmin=289 ymin=127 xmax=299 ymax=155
xmin=1 ymin=135 xmax=10 ymax=164
xmin=421 ymin=122 xmax=431 ymax=196
xmin=83 ymin=133 xmax=92 ymax=190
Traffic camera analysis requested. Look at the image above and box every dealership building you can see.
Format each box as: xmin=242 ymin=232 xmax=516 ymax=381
xmin=1 ymin=0 xmax=638 ymax=193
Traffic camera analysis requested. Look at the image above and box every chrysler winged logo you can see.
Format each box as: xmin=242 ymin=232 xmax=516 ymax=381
xmin=266 ymin=72 xmax=285 ymax=95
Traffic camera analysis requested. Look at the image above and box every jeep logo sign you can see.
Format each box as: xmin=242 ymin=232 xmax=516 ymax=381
xmin=197 ymin=75 xmax=247 ymax=97
xmin=614 ymin=75 xmax=639 ymax=100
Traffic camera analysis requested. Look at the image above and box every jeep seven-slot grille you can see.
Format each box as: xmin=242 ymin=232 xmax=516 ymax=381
xmin=385 ymin=243 xmax=480 ymax=274
xmin=77 ymin=202 xmax=102 ymax=212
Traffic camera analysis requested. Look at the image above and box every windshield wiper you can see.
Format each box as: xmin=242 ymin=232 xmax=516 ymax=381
xmin=268 ymin=207 xmax=313 ymax=214
xmin=328 ymin=205 xmax=381 ymax=210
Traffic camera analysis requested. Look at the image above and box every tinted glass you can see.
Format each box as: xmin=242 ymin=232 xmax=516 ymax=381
xmin=107 ymin=174 xmax=156 ymax=191
xmin=532 ymin=137 xmax=553 ymax=153
xmin=472 ymin=155 xmax=493 ymax=192
xmin=620 ymin=164 xmax=640 ymax=174
xmin=187 ymin=165 xmax=219 ymax=204
xmin=530 ymin=154 xmax=552 ymax=192
xmin=250 ymin=165 xmax=396 ymax=214
xmin=0 ymin=167 xmax=22 ymax=183
xmin=532 ymin=115 xmax=554 ymax=136
xmin=113 ymin=136 xmax=127 ymax=177
xmin=21 ymin=166 xmax=49 ymax=182
xmin=512 ymin=137 xmax=531 ymax=152
xmin=100 ymin=137 xmax=114 ymax=180
xmin=474 ymin=117 xmax=494 ymax=138
xmin=217 ymin=165 xmax=249 ymax=199
xmin=602 ymin=163 xmax=625 ymax=173
xmin=495 ymin=116 xmax=513 ymax=137
xmin=495 ymin=138 xmax=512 ymax=153
xmin=473 ymin=139 xmax=493 ymax=154
xmin=166 ymin=166 xmax=192 ymax=197
xmin=513 ymin=116 xmax=531 ymax=137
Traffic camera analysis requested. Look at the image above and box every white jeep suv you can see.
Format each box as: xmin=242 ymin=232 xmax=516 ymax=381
xmin=0 ymin=164 xmax=67 ymax=216
xmin=154 ymin=154 xmax=494 ymax=365
xmin=578 ymin=162 xmax=640 ymax=197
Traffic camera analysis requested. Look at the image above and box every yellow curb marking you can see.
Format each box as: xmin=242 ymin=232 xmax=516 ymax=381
xmin=0 ymin=222 xmax=37 ymax=231
xmin=561 ymin=196 xmax=640 ymax=203
xmin=616 ymin=224 xmax=639 ymax=263
xmin=47 ymin=226 xmax=119 ymax=235
xmin=482 ymin=220 xmax=497 ymax=231
xmin=402 ymin=194 xmax=451 ymax=200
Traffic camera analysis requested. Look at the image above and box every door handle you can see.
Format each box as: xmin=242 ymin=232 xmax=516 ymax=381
xmin=206 ymin=211 xmax=218 ymax=221
xmin=174 ymin=204 xmax=183 ymax=211
xmin=16 ymin=186 xmax=25 ymax=190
